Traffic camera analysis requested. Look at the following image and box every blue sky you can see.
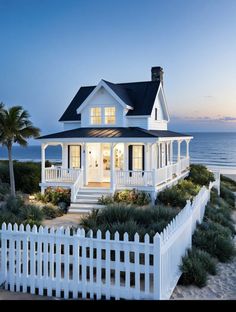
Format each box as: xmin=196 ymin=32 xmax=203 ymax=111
xmin=0 ymin=0 xmax=236 ymax=137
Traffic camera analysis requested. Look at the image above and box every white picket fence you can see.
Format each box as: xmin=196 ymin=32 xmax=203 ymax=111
xmin=0 ymin=177 xmax=220 ymax=300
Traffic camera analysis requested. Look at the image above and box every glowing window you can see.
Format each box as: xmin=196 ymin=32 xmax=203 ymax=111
xmin=133 ymin=146 xmax=143 ymax=170
xmin=105 ymin=107 xmax=116 ymax=124
xmin=90 ymin=107 xmax=102 ymax=124
xmin=69 ymin=145 xmax=81 ymax=169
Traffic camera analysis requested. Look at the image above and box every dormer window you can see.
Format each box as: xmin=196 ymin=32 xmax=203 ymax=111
xmin=105 ymin=107 xmax=116 ymax=124
xmin=90 ymin=107 xmax=102 ymax=125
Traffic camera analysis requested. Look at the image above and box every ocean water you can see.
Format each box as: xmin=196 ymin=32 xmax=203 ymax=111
xmin=0 ymin=132 xmax=235 ymax=168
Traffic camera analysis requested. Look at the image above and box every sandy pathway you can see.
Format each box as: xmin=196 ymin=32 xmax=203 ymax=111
xmin=42 ymin=213 xmax=85 ymax=228
xmin=171 ymin=211 xmax=236 ymax=300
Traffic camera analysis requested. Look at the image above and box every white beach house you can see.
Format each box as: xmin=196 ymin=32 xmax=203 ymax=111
xmin=37 ymin=67 xmax=193 ymax=212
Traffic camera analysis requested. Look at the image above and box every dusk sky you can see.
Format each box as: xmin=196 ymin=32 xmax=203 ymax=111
xmin=0 ymin=0 xmax=236 ymax=138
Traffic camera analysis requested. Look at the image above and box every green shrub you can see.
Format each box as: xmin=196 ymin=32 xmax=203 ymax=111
xmin=0 ymin=160 xmax=41 ymax=194
xmin=0 ymin=182 xmax=10 ymax=200
xmin=179 ymin=251 xmax=208 ymax=287
xmin=193 ymin=221 xmax=236 ymax=262
xmin=187 ymin=164 xmax=215 ymax=186
xmin=19 ymin=204 xmax=44 ymax=226
xmin=35 ymin=187 xmax=71 ymax=207
xmin=179 ymin=247 xmax=217 ymax=287
xmin=98 ymin=195 xmax=114 ymax=205
xmin=221 ymin=175 xmax=236 ymax=192
xmin=157 ymin=180 xmax=200 ymax=208
xmin=80 ymin=204 xmax=179 ymax=241
xmin=41 ymin=204 xmax=64 ymax=219
xmin=205 ymin=204 xmax=235 ymax=235
xmin=192 ymin=248 xmax=217 ymax=276
xmin=0 ymin=195 xmax=44 ymax=226
xmin=113 ymin=189 xmax=151 ymax=206
xmin=220 ymin=185 xmax=235 ymax=208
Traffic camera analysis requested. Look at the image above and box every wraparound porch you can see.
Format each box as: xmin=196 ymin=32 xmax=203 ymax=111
xmin=39 ymin=139 xmax=191 ymax=202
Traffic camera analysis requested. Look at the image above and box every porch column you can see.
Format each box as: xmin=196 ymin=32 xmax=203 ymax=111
xmin=82 ymin=143 xmax=87 ymax=185
xmin=177 ymin=140 xmax=182 ymax=162
xmin=41 ymin=143 xmax=47 ymax=194
xmin=145 ymin=143 xmax=150 ymax=171
xmin=186 ymin=139 xmax=190 ymax=158
xmin=110 ymin=143 xmax=115 ymax=192
xmin=157 ymin=142 xmax=160 ymax=168
xmin=170 ymin=141 xmax=173 ymax=164
xmin=124 ymin=143 xmax=128 ymax=171
xmin=166 ymin=142 xmax=169 ymax=165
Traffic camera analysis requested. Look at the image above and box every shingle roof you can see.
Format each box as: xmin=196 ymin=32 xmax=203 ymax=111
xmin=37 ymin=127 xmax=191 ymax=140
xmin=59 ymin=80 xmax=160 ymax=121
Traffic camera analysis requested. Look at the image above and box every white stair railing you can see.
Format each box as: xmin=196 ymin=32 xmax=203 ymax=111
xmin=71 ymin=169 xmax=83 ymax=202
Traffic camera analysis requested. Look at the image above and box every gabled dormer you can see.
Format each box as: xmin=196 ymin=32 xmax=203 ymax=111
xmin=59 ymin=66 xmax=170 ymax=131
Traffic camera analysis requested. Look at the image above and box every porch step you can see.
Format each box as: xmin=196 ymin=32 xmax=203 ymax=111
xmin=68 ymin=203 xmax=106 ymax=214
xmin=69 ymin=187 xmax=112 ymax=213
xmin=76 ymin=198 xmax=100 ymax=204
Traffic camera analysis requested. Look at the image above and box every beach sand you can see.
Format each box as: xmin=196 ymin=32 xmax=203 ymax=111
xmin=171 ymin=211 xmax=236 ymax=300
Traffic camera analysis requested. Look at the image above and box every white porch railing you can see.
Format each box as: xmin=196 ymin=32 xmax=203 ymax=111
xmin=115 ymin=170 xmax=153 ymax=187
xmin=115 ymin=157 xmax=190 ymax=188
xmin=155 ymin=165 xmax=173 ymax=185
xmin=180 ymin=157 xmax=190 ymax=173
xmin=45 ymin=167 xmax=80 ymax=183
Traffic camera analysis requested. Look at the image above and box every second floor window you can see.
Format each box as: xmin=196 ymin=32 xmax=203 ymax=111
xmin=90 ymin=107 xmax=102 ymax=125
xmin=105 ymin=107 xmax=116 ymax=124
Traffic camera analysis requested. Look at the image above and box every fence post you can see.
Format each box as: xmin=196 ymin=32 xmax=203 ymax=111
xmin=153 ymin=233 xmax=161 ymax=300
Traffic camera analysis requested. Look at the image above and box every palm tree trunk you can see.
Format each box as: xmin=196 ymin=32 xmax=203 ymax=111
xmin=7 ymin=144 xmax=16 ymax=197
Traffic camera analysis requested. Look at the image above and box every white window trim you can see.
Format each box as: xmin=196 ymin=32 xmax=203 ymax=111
xmin=90 ymin=107 xmax=102 ymax=125
xmin=104 ymin=107 xmax=116 ymax=125
xmin=90 ymin=106 xmax=116 ymax=126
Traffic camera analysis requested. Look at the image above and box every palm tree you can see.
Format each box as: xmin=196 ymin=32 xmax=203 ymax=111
xmin=0 ymin=105 xmax=40 ymax=196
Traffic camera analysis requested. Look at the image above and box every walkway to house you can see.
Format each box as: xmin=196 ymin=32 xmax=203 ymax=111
xmin=171 ymin=211 xmax=236 ymax=300
xmin=42 ymin=213 xmax=85 ymax=228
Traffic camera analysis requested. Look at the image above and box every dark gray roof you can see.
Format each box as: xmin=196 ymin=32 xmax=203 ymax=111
xmin=37 ymin=127 xmax=191 ymax=140
xmin=59 ymin=80 xmax=160 ymax=121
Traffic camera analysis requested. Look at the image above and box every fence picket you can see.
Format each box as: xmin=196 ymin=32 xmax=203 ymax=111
xmin=64 ymin=227 xmax=70 ymax=299
xmin=96 ymin=230 xmax=102 ymax=300
xmin=105 ymin=231 xmax=111 ymax=299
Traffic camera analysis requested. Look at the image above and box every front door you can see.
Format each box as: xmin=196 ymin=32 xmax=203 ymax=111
xmin=87 ymin=143 xmax=111 ymax=183
xmin=87 ymin=143 xmax=101 ymax=182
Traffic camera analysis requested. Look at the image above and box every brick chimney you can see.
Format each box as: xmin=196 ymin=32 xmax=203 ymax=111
xmin=151 ymin=66 xmax=164 ymax=85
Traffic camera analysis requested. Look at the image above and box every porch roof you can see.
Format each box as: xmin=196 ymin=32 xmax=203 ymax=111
xmin=37 ymin=127 xmax=192 ymax=142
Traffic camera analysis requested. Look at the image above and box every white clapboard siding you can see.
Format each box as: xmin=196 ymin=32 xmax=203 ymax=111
xmin=0 ymin=177 xmax=219 ymax=300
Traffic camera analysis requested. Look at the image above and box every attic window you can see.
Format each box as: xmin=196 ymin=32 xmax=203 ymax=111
xmin=105 ymin=107 xmax=116 ymax=124
xmin=155 ymin=108 xmax=158 ymax=120
xmin=90 ymin=107 xmax=102 ymax=125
